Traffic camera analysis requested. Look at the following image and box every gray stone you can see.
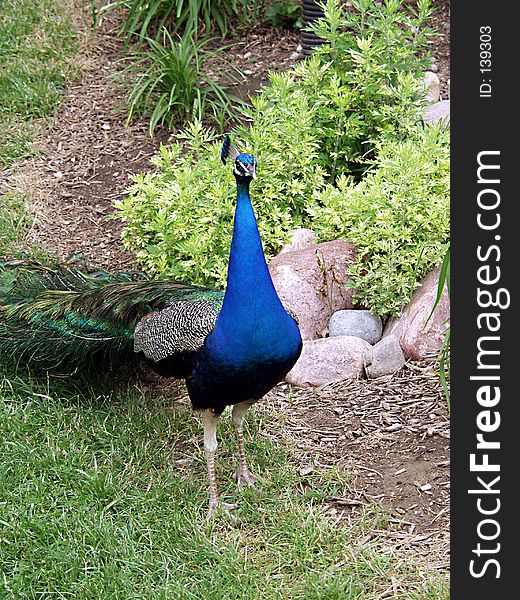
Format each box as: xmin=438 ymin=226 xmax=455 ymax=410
xmin=286 ymin=336 xmax=370 ymax=387
xmin=269 ymin=239 xmax=358 ymax=340
xmin=329 ymin=309 xmax=382 ymax=345
xmin=364 ymin=335 xmax=405 ymax=379
xmin=422 ymin=100 xmax=450 ymax=128
xmin=423 ymin=71 xmax=441 ymax=102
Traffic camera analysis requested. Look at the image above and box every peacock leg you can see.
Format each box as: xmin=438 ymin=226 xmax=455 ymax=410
xmin=201 ymin=409 xmax=234 ymax=516
xmin=232 ymin=400 xmax=259 ymax=487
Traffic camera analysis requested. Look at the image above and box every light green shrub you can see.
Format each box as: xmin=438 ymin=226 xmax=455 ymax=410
xmin=115 ymin=114 xmax=326 ymax=286
xmin=310 ymin=125 xmax=450 ymax=318
xmin=114 ymin=0 xmax=447 ymax=319
xmin=301 ymin=0 xmax=434 ymax=178
xmin=234 ymin=0 xmax=433 ymax=180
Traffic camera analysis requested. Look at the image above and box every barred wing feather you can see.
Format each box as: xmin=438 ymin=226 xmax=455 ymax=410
xmin=0 ymin=261 xmax=224 ymax=374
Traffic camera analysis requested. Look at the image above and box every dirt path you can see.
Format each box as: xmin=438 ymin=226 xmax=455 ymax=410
xmin=5 ymin=1 xmax=450 ymax=574
xmin=13 ymin=12 xmax=300 ymax=271
xmin=14 ymin=14 xmax=163 ymax=271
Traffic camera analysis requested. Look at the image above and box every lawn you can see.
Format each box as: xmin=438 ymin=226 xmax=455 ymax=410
xmin=0 ymin=372 xmax=448 ymax=598
xmin=0 ymin=0 xmax=78 ymax=168
xmin=0 ymin=0 xmax=79 ymax=256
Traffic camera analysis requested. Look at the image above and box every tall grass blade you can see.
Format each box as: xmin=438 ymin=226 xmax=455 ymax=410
xmin=426 ymin=245 xmax=450 ymax=408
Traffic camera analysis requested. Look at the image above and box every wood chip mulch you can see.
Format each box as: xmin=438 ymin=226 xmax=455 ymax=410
xmin=260 ymin=360 xmax=450 ymax=570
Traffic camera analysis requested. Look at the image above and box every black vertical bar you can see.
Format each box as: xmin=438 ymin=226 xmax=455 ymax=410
xmin=451 ymin=0 xmax=517 ymax=596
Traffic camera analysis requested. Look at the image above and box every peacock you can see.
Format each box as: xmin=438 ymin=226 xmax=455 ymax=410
xmin=0 ymin=136 xmax=303 ymax=515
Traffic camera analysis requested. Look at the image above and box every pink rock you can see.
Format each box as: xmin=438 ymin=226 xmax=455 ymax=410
xmin=280 ymin=228 xmax=317 ymax=254
xmin=269 ymin=239 xmax=358 ymax=340
xmin=286 ymin=336 xmax=370 ymax=387
xmin=383 ymin=266 xmax=450 ymax=360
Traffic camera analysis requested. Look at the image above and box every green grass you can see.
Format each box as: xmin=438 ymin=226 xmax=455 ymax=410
xmin=0 ymin=372 xmax=449 ymax=598
xmin=0 ymin=0 xmax=79 ymax=254
xmin=0 ymin=0 xmax=79 ymax=168
xmin=0 ymin=194 xmax=31 ymax=256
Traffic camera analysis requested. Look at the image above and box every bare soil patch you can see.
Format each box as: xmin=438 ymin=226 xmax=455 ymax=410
xmin=16 ymin=15 xmax=163 ymax=271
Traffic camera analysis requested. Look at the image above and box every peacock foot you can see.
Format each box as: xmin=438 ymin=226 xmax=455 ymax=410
xmin=233 ymin=468 xmax=259 ymax=488
xmin=207 ymin=500 xmax=236 ymax=519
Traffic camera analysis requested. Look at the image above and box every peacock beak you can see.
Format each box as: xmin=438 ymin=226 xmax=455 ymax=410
xmin=248 ymin=163 xmax=257 ymax=179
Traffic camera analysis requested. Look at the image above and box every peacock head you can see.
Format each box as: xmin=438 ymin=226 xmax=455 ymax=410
xmin=221 ymin=135 xmax=256 ymax=183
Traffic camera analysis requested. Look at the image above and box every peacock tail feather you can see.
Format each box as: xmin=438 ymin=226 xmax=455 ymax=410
xmin=0 ymin=260 xmax=223 ymax=374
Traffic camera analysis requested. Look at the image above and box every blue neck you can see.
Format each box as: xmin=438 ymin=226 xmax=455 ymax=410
xmin=219 ymin=180 xmax=283 ymax=323
xmin=207 ymin=179 xmax=301 ymax=363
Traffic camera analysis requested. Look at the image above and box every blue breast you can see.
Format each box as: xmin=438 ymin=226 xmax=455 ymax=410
xmin=187 ymin=173 xmax=302 ymax=412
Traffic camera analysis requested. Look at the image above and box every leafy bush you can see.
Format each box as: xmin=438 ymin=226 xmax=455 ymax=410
xmin=265 ymin=1 xmax=301 ymax=28
xmin=114 ymin=0 xmax=448 ymax=319
xmin=120 ymin=29 xmax=242 ymax=133
xmin=115 ymin=108 xmax=326 ymax=285
xmin=116 ymin=125 xmax=449 ymax=319
xmin=310 ymin=125 xmax=450 ymax=318
xmin=229 ymin=0 xmax=433 ymax=181
xmin=302 ymin=0 xmax=434 ymax=178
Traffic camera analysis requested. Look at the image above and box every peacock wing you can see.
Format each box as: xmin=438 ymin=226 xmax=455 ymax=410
xmin=0 ymin=260 xmax=224 ymax=374
xmin=133 ymin=299 xmax=221 ymax=362
xmin=69 ymin=279 xmax=224 ymax=324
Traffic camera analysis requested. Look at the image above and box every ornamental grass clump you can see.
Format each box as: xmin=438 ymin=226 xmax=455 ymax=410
xmin=120 ymin=30 xmax=241 ymax=134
